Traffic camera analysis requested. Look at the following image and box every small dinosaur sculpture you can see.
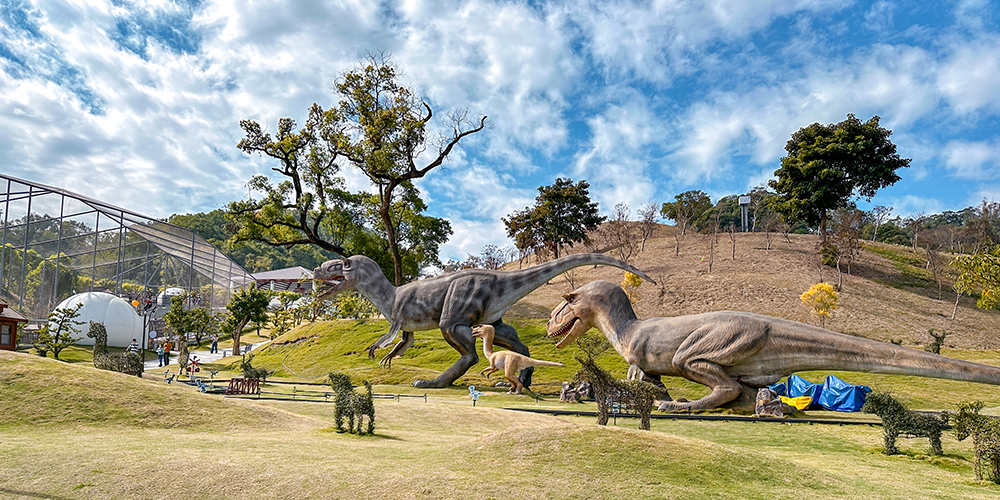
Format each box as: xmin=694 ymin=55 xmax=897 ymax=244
xmin=546 ymin=280 xmax=1000 ymax=411
xmin=314 ymin=253 xmax=654 ymax=388
xmin=471 ymin=324 xmax=564 ymax=394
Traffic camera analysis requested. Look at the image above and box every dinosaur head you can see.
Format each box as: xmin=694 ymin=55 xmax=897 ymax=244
xmin=471 ymin=325 xmax=495 ymax=342
xmin=313 ymin=255 xmax=379 ymax=299
xmin=547 ymin=280 xmax=620 ymax=348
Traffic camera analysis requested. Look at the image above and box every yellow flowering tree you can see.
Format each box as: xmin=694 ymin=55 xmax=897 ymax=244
xmin=800 ymin=282 xmax=838 ymax=327
xmin=621 ymin=272 xmax=643 ymax=304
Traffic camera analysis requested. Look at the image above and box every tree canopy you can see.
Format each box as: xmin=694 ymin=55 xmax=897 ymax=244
xmin=661 ymin=190 xmax=712 ymax=235
xmin=223 ymin=287 xmax=271 ymax=356
xmin=954 ymin=244 xmax=1000 ymax=310
xmin=227 ymin=52 xmax=484 ymax=284
xmin=503 ymin=178 xmax=605 ymax=259
xmin=769 ymin=114 xmax=909 ymax=239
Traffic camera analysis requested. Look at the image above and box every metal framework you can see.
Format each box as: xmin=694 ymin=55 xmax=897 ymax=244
xmin=0 ymin=174 xmax=252 ymax=319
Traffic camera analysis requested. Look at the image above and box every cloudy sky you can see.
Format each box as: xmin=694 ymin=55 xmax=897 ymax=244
xmin=2 ymin=0 xmax=1000 ymax=261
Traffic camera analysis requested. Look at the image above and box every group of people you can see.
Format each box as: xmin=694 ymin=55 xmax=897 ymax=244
xmin=148 ymin=333 xmax=219 ymax=367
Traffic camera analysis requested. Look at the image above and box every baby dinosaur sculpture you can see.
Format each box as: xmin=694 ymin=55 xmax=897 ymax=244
xmin=471 ymin=324 xmax=564 ymax=394
xmin=546 ymin=280 xmax=1000 ymax=411
xmin=314 ymin=253 xmax=654 ymax=388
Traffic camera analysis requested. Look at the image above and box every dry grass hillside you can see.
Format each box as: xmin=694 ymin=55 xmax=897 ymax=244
xmin=506 ymin=224 xmax=1000 ymax=350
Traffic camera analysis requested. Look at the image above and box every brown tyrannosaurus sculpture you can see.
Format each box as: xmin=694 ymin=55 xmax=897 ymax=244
xmin=472 ymin=324 xmax=564 ymax=394
xmin=546 ymin=280 xmax=1000 ymax=411
xmin=313 ymin=254 xmax=654 ymax=388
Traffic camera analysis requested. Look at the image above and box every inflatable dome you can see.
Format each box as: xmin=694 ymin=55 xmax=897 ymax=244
xmin=54 ymin=292 xmax=143 ymax=348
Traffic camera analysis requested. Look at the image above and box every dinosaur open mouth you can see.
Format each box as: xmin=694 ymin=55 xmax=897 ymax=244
xmin=549 ymin=317 xmax=578 ymax=347
xmin=314 ymin=277 xmax=346 ymax=299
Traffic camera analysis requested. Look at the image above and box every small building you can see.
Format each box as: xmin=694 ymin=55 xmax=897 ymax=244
xmin=252 ymin=266 xmax=314 ymax=295
xmin=0 ymin=301 xmax=28 ymax=351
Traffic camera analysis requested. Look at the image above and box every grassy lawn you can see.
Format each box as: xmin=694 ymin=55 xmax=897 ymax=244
xmin=5 ymin=344 xmax=1000 ymax=499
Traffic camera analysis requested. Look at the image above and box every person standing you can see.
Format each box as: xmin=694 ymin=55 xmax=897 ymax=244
xmin=155 ymin=342 xmax=165 ymax=367
xmin=210 ymin=333 xmax=219 ymax=354
xmin=126 ymin=338 xmax=139 ymax=354
xmin=163 ymin=339 xmax=172 ymax=366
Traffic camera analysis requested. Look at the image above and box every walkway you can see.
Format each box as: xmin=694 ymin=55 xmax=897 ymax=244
xmin=143 ymin=342 xmax=265 ymax=372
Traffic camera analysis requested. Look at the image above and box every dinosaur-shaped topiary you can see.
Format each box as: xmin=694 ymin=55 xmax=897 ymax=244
xmin=328 ymin=372 xmax=375 ymax=434
xmin=87 ymin=321 xmax=143 ymax=377
xmin=951 ymin=400 xmax=1000 ymax=483
xmin=862 ymin=391 xmax=949 ymax=455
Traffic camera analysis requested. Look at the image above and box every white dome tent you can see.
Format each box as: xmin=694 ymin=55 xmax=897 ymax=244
xmin=54 ymin=292 xmax=143 ymax=348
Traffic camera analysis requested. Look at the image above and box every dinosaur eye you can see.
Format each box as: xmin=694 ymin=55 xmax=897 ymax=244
xmin=563 ymin=293 xmax=575 ymax=303
xmin=342 ymin=258 xmax=352 ymax=270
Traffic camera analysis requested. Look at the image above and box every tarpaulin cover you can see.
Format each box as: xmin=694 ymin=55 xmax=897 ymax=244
xmin=769 ymin=375 xmax=872 ymax=412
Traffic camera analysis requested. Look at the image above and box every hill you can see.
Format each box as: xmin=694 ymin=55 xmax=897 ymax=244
xmin=0 ymin=350 xmax=315 ymax=431
xmin=507 ymin=227 xmax=1000 ymax=350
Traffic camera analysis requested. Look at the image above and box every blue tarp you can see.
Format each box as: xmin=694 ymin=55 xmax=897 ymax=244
xmin=769 ymin=374 xmax=872 ymax=412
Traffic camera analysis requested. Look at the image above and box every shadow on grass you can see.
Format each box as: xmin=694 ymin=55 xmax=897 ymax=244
xmin=318 ymin=427 xmax=404 ymax=441
xmin=0 ymin=486 xmax=74 ymax=500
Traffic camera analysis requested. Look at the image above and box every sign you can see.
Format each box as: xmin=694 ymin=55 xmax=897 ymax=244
xmin=148 ymin=330 xmax=157 ymax=339
xmin=738 ymin=195 xmax=751 ymax=205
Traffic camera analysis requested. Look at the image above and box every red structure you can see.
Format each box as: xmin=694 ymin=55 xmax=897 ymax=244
xmin=0 ymin=301 xmax=28 ymax=351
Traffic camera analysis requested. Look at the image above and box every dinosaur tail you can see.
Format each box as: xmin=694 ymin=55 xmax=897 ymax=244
xmin=790 ymin=329 xmax=1000 ymax=385
xmin=526 ymin=359 xmax=565 ymax=368
xmin=505 ymin=253 xmax=656 ymax=301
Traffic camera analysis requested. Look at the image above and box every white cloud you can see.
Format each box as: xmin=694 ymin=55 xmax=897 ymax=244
xmin=943 ymin=140 xmax=1000 ymax=179
xmin=887 ymin=194 xmax=945 ymax=218
xmin=666 ymin=42 xmax=939 ymax=186
xmin=568 ymin=0 xmax=852 ymax=83
xmin=937 ymin=35 xmax=1000 ymax=114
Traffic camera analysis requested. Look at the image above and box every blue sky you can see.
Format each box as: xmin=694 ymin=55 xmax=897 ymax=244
xmin=2 ymin=0 xmax=1000 ymax=261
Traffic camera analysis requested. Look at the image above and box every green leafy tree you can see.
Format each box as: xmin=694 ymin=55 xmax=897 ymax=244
xmin=954 ymin=244 xmax=1000 ymax=310
xmin=229 ymin=102 xmax=362 ymax=257
xmin=224 ymin=287 xmax=272 ymax=355
xmin=162 ymin=295 xmax=192 ymax=342
xmin=769 ymin=114 xmax=910 ymax=241
xmin=229 ymin=53 xmax=481 ymax=286
xmin=503 ymin=178 xmax=605 ymax=259
xmin=269 ymin=309 xmax=295 ymax=340
xmin=660 ymin=190 xmax=712 ymax=235
xmin=36 ymin=303 xmax=84 ymax=360
xmin=332 ymin=52 xmax=483 ymax=284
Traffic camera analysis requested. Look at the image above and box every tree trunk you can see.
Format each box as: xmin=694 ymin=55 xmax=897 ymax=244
xmin=819 ymin=210 xmax=828 ymax=244
xmin=379 ymin=194 xmax=404 ymax=286
xmin=232 ymin=318 xmax=248 ymax=357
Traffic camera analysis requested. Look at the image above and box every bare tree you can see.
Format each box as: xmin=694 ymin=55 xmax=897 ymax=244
xmin=870 ymin=205 xmax=893 ymax=242
xmin=926 ymin=246 xmax=945 ymax=300
xmin=598 ymin=203 xmax=640 ymax=264
xmin=637 ymin=202 xmax=658 ymax=251
xmin=728 ymin=224 xmax=737 ymax=260
xmin=905 ymin=212 xmax=927 ymax=252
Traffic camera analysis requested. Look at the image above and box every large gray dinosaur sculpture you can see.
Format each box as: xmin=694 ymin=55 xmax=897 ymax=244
xmin=314 ymin=254 xmax=655 ymax=388
xmin=547 ymin=280 xmax=1000 ymax=411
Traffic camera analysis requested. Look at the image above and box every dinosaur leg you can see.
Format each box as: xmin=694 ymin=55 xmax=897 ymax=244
xmin=378 ymin=331 xmax=415 ymax=369
xmin=413 ymin=323 xmax=479 ymax=388
xmin=489 ymin=320 xmax=534 ymax=389
xmin=657 ymin=322 xmax=768 ymax=411
xmin=504 ymin=365 xmax=523 ymax=394
xmin=929 ymin=432 xmax=943 ymax=456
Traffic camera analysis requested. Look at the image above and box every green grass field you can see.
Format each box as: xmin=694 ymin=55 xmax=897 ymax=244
xmin=5 ymin=316 xmax=1000 ymax=499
